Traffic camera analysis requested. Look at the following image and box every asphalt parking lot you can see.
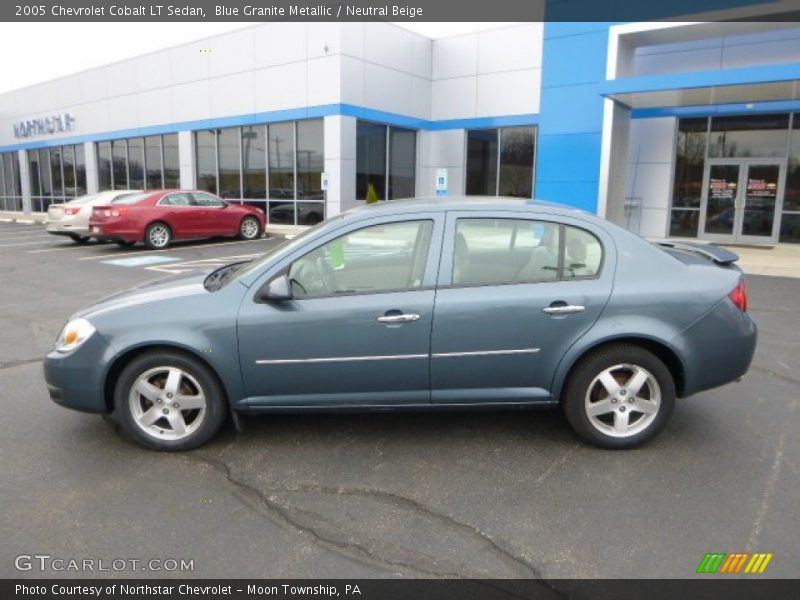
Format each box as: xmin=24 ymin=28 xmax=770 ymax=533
xmin=0 ymin=220 xmax=798 ymax=580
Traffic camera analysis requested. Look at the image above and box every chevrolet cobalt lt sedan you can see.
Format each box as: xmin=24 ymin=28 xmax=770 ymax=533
xmin=44 ymin=198 xmax=756 ymax=451
xmin=89 ymin=190 xmax=265 ymax=249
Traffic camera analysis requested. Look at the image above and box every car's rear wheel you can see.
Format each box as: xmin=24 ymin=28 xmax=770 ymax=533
xmin=114 ymin=351 xmax=227 ymax=451
xmin=239 ymin=216 xmax=262 ymax=240
xmin=68 ymin=234 xmax=90 ymax=243
xmin=563 ymin=344 xmax=675 ymax=449
xmin=145 ymin=222 xmax=172 ymax=249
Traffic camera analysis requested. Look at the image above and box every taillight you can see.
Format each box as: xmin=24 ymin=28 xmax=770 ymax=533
xmin=64 ymin=206 xmax=80 ymax=215
xmin=728 ymin=278 xmax=747 ymax=312
xmin=110 ymin=208 xmax=126 ymax=217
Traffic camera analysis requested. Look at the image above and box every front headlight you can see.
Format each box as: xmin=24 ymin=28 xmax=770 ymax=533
xmin=55 ymin=318 xmax=96 ymax=353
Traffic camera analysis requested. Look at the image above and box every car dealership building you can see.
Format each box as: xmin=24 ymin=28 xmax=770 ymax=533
xmin=1 ymin=5 xmax=800 ymax=244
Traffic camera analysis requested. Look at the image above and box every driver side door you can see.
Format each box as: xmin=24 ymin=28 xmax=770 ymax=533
xmin=237 ymin=214 xmax=443 ymax=407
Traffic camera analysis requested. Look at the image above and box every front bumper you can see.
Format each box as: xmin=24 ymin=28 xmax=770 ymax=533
xmin=43 ymin=333 xmax=115 ymax=414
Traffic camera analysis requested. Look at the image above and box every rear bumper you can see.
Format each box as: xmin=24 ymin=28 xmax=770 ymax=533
xmin=46 ymin=219 xmax=89 ymax=235
xmin=673 ymin=299 xmax=757 ymax=397
xmin=88 ymin=222 xmax=140 ymax=243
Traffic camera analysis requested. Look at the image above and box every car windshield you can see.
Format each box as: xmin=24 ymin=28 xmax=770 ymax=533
xmin=111 ymin=192 xmax=153 ymax=205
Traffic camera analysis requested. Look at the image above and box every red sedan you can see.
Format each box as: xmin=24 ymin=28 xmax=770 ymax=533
xmin=89 ymin=190 xmax=266 ymax=249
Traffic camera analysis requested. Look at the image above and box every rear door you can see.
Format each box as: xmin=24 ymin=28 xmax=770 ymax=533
xmin=430 ymin=211 xmax=615 ymax=404
xmin=158 ymin=192 xmax=200 ymax=237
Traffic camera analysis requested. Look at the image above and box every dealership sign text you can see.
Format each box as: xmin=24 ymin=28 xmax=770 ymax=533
xmin=13 ymin=113 xmax=75 ymax=139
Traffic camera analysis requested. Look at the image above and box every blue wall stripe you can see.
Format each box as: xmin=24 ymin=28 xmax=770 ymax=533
xmin=1 ymin=103 xmax=539 ymax=153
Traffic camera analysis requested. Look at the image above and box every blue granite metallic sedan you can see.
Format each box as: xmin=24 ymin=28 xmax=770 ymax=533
xmin=44 ymin=198 xmax=757 ymax=451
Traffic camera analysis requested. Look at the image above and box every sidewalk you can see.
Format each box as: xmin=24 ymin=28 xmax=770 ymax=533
xmin=720 ymin=243 xmax=800 ymax=279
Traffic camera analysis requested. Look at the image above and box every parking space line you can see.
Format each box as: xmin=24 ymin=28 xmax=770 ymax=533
xmin=28 ymin=244 xmax=106 ymax=254
xmin=0 ymin=240 xmax=66 ymax=248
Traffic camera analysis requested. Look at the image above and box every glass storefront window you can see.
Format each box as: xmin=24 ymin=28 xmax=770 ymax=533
xmin=782 ymin=116 xmax=800 ymax=243
xmin=195 ymin=130 xmax=217 ymax=194
xmin=242 ymin=125 xmax=266 ymax=199
xmin=144 ymin=136 xmax=162 ymax=190
xmin=127 ymin=138 xmax=145 ymax=190
xmin=38 ymin=149 xmax=52 ymax=199
xmin=111 ymin=140 xmax=128 ymax=189
xmin=218 ymin=127 xmax=241 ymax=199
xmin=75 ymin=145 xmax=87 ymax=195
xmin=0 ymin=152 xmax=22 ymax=211
xmin=356 ymin=121 xmax=417 ymax=201
xmin=669 ymin=118 xmax=708 ymax=238
xmin=50 ymin=148 xmax=63 ymax=200
xmin=162 ymin=134 xmax=179 ymax=188
xmin=97 ymin=142 xmax=112 ymax=191
xmin=466 ymin=126 xmax=536 ymax=198
xmin=388 ymin=127 xmax=416 ymax=200
xmin=356 ymin=121 xmax=387 ymax=201
xmin=466 ymin=129 xmax=498 ymax=196
xmin=62 ymin=144 xmax=76 ymax=199
xmin=499 ymin=126 xmax=535 ymax=198
xmin=709 ymin=114 xmax=790 ymax=158
xmin=297 ymin=119 xmax=324 ymax=200
xmin=269 ymin=122 xmax=295 ymax=200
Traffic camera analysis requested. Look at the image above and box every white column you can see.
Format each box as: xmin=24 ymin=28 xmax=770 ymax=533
xmin=323 ymin=115 xmax=356 ymax=217
xmin=83 ymin=142 xmax=99 ymax=194
xmin=178 ymin=131 xmax=195 ymax=189
xmin=417 ymin=129 xmax=466 ymax=198
xmin=18 ymin=149 xmax=32 ymax=213
xmin=598 ymin=99 xmax=631 ymax=222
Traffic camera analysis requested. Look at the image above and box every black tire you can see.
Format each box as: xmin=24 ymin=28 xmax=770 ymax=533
xmin=69 ymin=234 xmax=90 ymax=243
xmin=115 ymin=240 xmax=136 ymax=248
xmin=114 ymin=350 xmax=227 ymax=451
xmin=239 ymin=216 xmax=262 ymax=240
xmin=144 ymin=222 xmax=172 ymax=250
xmin=562 ymin=344 xmax=675 ymax=449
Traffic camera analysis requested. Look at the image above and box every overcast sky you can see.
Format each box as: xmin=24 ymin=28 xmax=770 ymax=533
xmin=0 ymin=22 xmax=514 ymax=94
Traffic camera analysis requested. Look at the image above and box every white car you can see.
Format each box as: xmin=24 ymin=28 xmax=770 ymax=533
xmin=46 ymin=190 xmax=137 ymax=242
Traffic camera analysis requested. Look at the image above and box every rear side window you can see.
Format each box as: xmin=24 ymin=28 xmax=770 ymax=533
xmin=452 ymin=218 xmax=602 ymax=286
xmin=160 ymin=193 xmax=195 ymax=206
xmin=564 ymin=225 xmax=602 ymax=278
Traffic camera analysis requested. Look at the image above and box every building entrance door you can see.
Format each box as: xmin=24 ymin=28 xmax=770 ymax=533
xmin=700 ymin=159 xmax=784 ymax=244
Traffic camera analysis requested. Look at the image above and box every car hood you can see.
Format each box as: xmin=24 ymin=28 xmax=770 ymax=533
xmin=73 ymin=271 xmax=212 ymax=320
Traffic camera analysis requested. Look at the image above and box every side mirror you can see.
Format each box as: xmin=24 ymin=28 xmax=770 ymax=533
xmin=259 ymin=274 xmax=293 ymax=302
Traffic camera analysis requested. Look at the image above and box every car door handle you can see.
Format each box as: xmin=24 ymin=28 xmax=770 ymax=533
xmin=542 ymin=304 xmax=585 ymax=315
xmin=377 ymin=313 xmax=420 ymax=323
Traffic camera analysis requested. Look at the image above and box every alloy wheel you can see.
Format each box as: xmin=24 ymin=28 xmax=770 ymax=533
xmin=584 ymin=363 xmax=661 ymax=438
xmin=241 ymin=217 xmax=259 ymax=239
xmin=148 ymin=225 xmax=170 ymax=248
xmin=128 ymin=366 xmax=206 ymax=441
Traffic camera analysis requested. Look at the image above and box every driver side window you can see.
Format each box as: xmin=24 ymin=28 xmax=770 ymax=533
xmin=288 ymin=220 xmax=434 ymax=298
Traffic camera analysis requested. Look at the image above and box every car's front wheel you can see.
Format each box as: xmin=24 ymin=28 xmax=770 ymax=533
xmin=239 ymin=216 xmax=262 ymax=240
xmin=114 ymin=351 xmax=227 ymax=451
xmin=145 ymin=222 xmax=172 ymax=249
xmin=563 ymin=344 xmax=675 ymax=449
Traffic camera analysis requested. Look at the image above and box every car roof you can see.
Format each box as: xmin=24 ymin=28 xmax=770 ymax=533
xmin=344 ymin=196 xmax=599 ymax=221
